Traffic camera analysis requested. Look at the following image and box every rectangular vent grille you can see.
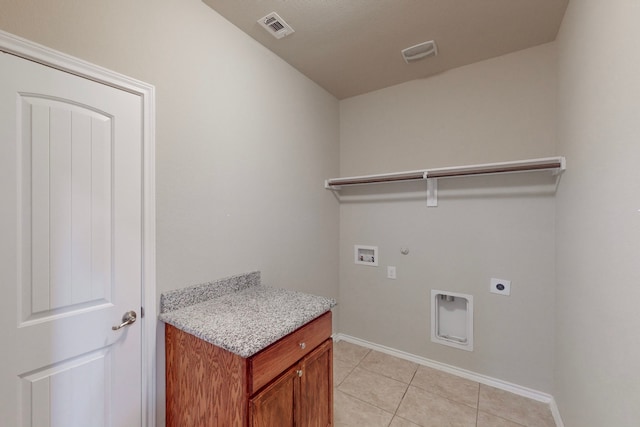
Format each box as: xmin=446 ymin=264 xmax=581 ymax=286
xmin=268 ymin=21 xmax=285 ymax=32
xmin=401 ymin=40 xmax=438 ymax=64
xmin=258 ymin=12 xmax=294 ymax=39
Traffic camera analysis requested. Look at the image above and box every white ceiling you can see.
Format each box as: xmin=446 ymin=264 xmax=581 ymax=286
xmin=202 ymin=0 xmax=569 ymax=100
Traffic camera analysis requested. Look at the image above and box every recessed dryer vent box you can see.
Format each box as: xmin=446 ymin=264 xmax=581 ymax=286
xmin=431 ymin=290 xmax=473 ymax=351
xmin=354 ymin=245 xmax=378 ymax=266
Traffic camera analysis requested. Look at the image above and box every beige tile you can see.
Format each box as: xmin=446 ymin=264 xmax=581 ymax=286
xmin=478 ymin=385 xmax=555 ymax=427
xmin=334 ymin=340 xmax=370 ymax=366
xmin=334 ymin=389 xmax=394 ymax=427
xmin=334 ymin=357 xmax=355 ymax=387
xmin=477 ymin=411 xmax=526 ymax=427
xmin=396 ymin=386 xmax=477 ymax=427
xmin=338 ymin=366 xmax=409 ymax=413
xmin=410 ymin=365 xmax=479 ymax=408
xmin=389 ymin=415 xmax=423 ymax=427
xmin=359 ymin=350 xmax=418 ymax=384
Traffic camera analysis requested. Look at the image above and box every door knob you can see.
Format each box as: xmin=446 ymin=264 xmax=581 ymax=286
xmin=112 ymin=310 xmax=137 ymax=331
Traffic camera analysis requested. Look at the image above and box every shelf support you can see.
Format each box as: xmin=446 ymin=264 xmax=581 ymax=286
xmin=426 ymin=178 xmax=438 ymax=207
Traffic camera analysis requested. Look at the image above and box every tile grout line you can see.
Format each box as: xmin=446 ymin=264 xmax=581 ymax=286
xmin=361 ymin=348 xmax=420 ymax=427
xmin=336 ymin=343 xmax=547 ymax=427
xmin=389 ymin=366 xmax=420 ymax=426
xmin=336 ymin=347 xmax=409 ymax=425
xmin=333 ymin=346 xmax=370 ymax=388
xmin=338 ymin=345 xmax=420 ymax=427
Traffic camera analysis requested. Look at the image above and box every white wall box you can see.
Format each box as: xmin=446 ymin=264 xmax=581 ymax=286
xmin=354 ymin=245 xmax=378 ymax=266
xmin=431 ymin=290 xmax=474 ymax=351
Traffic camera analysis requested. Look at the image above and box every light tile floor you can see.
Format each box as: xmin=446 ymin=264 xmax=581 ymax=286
xmin=333 ymin=341 xmax=556 ymax=427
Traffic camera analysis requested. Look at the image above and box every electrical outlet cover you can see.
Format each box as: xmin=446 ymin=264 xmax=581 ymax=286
xmin=387 ymin=266 xmax=397 ymax=279
xmin=490 ymin=278 xmax=511 ymax=296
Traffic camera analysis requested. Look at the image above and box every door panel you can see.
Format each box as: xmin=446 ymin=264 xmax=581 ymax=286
xmin=0 ymin=51 xmax=143 ymax=426
xmin=20 ymin=349 xmax=111 ymax=427
xmin=299 ymin=339 xmax=333 ymax=427
xmin=20 ymin=96 xmax=113 ymax=319
xmin=250 ymin=366 xmax=297 ymax=427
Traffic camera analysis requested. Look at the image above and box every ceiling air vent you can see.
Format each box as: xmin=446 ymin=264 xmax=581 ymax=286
xmin=258 ymin=12 xmax=295 ymax=39
xmin=401 ymin=40 xmax=438 ymax=64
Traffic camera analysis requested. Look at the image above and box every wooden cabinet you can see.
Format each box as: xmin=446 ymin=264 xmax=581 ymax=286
xmin=249 ymin=339 xmax=332 ymax=427
xmin=166 ymin=311 xmax=333 ymax=427
xmin=298 ymin=339 xmax=333 ymax=426
xmin=249 ymin=364 xmax=297 ymax=426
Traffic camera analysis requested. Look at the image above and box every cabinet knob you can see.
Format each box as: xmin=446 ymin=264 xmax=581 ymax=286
xmin=299 ymin=342 xmax=306 ymax=350
xmin=296 ymin=369 xmax=303 ymax=377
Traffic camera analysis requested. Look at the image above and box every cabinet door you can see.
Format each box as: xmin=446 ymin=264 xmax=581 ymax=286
xmin=250 ymin=365 xmax=298 ymax=427
xmin=299 ymin=339 xmax=333 ymax=427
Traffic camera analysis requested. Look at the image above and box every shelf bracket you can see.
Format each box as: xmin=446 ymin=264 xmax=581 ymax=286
xmin=426 ymin=176 xmax=438 ymax=207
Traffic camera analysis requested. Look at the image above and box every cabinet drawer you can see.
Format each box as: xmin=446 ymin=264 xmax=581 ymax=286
xmin=249 ymin=311 xmax=332 ymax=394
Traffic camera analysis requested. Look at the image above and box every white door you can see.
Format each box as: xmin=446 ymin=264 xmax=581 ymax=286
xmin=0 ymin=50 xmax=143 ymax=426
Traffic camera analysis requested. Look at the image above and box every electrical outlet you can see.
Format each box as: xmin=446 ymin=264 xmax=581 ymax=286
xmin=387 ymin=266 xmax=397 ymax=279
xmin=490 ymin=278 xmax=511 ymax=296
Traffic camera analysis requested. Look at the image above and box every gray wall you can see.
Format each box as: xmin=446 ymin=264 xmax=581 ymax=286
xmin=338 ymin=44 xmax=558 ymax=393
xmin=555 ymin=1 xmax=640 ymax=425
xmin=0 ymin=0 xmax=340 ymax=294
xmin=0 ymin=1 xmax=340 ymax=425
xmin=4 ymin=1 xmax=640 ymax=425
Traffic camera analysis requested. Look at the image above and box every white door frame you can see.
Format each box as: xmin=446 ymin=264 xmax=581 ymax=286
xmin=0 ymin=30 xmax=157 ymax=427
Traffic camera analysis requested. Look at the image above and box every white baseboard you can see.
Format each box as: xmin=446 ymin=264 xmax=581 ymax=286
xmin=333 ymin=333 xmax=564 ymax=427
xmin=549 ymin=398 xmax=565 ymax=427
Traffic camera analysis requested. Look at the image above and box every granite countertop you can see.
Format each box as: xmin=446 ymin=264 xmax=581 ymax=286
xmin=159 ymin=271 xmax=336 ymax=358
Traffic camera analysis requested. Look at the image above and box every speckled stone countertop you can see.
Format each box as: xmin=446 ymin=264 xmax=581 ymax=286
xmin=159 ymin=271 xmax=336 ymax=358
